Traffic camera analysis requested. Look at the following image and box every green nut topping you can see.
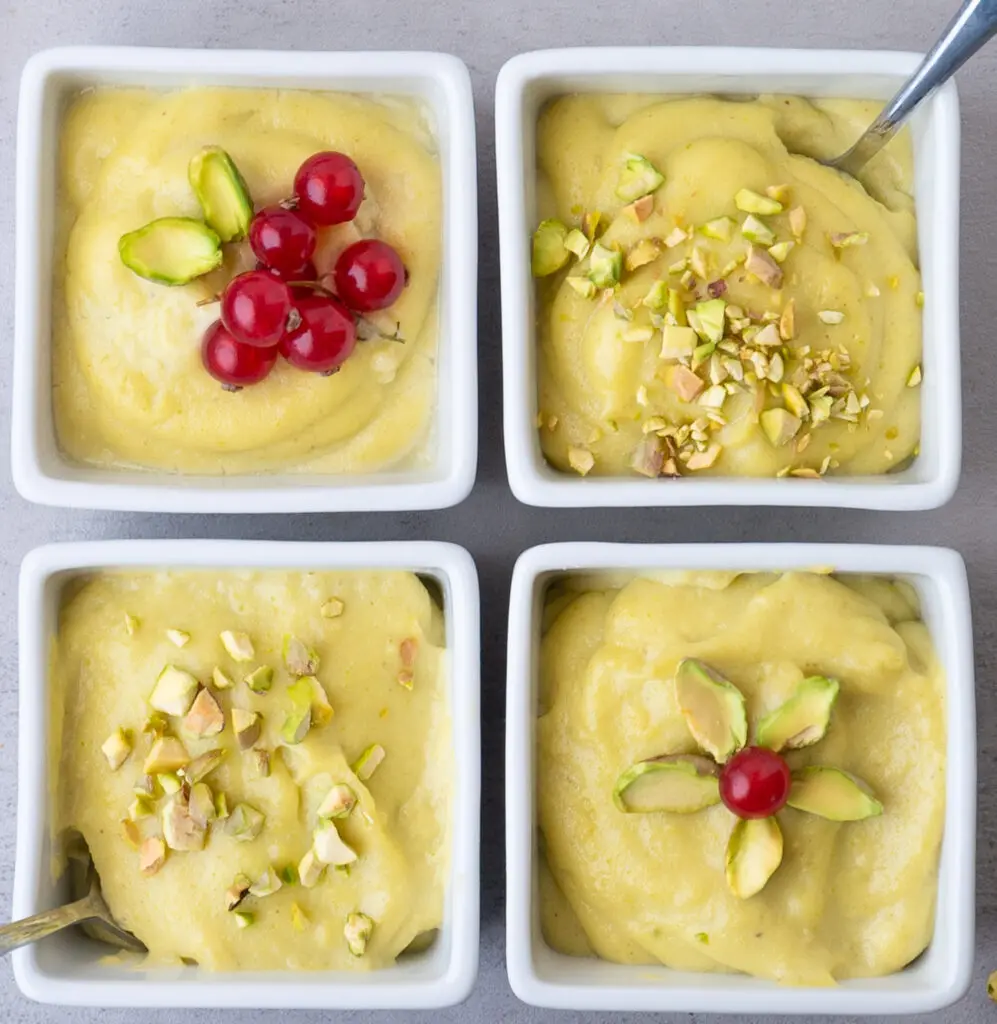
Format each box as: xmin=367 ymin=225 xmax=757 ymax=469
xmin=725 ymin=816 xmax=783 ymax=899
xmin=101 ymin=728 xmax=132 ymax=771
xmin=283 ymin=635 xmax=320 ymax=677
xmin=352 ymin=743 xmax=386 ymax=781
xmin=318 ymin=783 xmax=358 ymax=819
xmin=244 ymin=666 xmax=274 ymax=693
xmin=588 ymin=243 xmax=623 ymax=289
xmin=674 ymin=659 xmax=747 ymax=764
xmin=756 ymin=677 xmax=840 ymax=752
xmin=344 ymin=912 xmax=375 ymax=956
xmin=188 ymin=146 xmax=254 ymax=243
xmin=531 ymin=219 xmax=570 ymax=277
xmin=150 ymin=665 xmax=199 ymax=717
xmin=220 ymin=630 xmax=255 ymax=662
xmin=613 ymin=754 xmax=720 ymax=813
xmin=734 ymin=188 xmax=783 ymax=216
xmin=616 ymin=153 xmax=665 ymax=203
xmin=119 ymin=217 xmax=223 ymax=285
xmin=227 ymin=802 xmax=266 ymax=841
xmin=787 ymin=766 xmax=883 ymax=821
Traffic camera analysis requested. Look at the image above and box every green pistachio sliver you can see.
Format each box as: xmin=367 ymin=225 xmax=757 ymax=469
xmin=118 ymin=217 xmax=222 ymax=285
xmin=188 ymin=146 xmax=254 ymax=243
xmin=566 ymin=276 xmax=598 ymax=299
xmin=531 ymin=219 xmax=570 ymax=277
xmin=220 ymin=631 xmax=255 ymax=662
xmin=344 ymin=912 xmax=375 ymax=956
xmin=734 ymin=188 xmax=783 ymax=215
xmin=588 ymin=243 xmax=622 ymax=289
xmin=616 ymin=153 xmax=665 ymax=202
xmin=101 ymin=728 xmax=132 ymax=771
xmin=244 ymin=666 xmax=274 ymax=693
xmin=563 ymin=228 xmax=590 ymax=259
xmin=907 ymin=365 xmax=923 ymax=387
xmin=352 ymin=743 xmax=386 ymax=781
xmin=817 ymin=310 xmax=845 ymax=325
xmin=124 ymin=613 xmax=141 ymax=636
xmin=321 ymin=597 xmax=345 ymax=619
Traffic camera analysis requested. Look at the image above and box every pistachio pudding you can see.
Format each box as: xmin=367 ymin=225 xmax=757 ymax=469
xmin=52 ymin=569 xmax=450 ymax=970
xmin=531 ymin=95 xmax=923 ymax=480
xmin=54 ymin=87 xmax=442 ymax=475
xmin=537 ymin=570 xmax=945 ymax=984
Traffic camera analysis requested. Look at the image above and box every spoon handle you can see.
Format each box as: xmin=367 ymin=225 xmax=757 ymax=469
xmin=835 ymin=0 xmax=997 ymax=176
xmin=0 ymin=893 xmax=102 ymax=956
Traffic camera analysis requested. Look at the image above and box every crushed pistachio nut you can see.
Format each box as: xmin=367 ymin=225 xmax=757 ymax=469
xmin=139 ymin=836 xmax=167 ymax=876
xmin=252 ymin=748 xmax=271 ymax=778
xmin=297 ymin=849 xmax=325 ymax=888
xmin=313 ymin=822 xmax=358 ymax=866
xmin=623 ymin=194 xmax=655 ymax=224
xmin=735 ymin=188 xmax=782 ymax=215
xmin=616 ymin=153 xmax=665 ymax=202
xmin=182 ymin=747 xmax=226 ymax=784
xmin=212 ymin=667 xmax=235 ymax=690
xmin=766 ymin=184 xmax=791 ymax=204
xmin=128 ymin=796 xmax=154 ymax=820
xmin=232 ymin=708 xmax=262 ymax=750
xmin=563 ymin=228 xmax=590 ymax=258
xmin=321 ymin=597 xmax=345 ymax=619
xmin=588 ymin=243 xmax=622 ymax=289
xmin=788 ymin=206 xmax=807 ymax=239
xmin=565 ymin=276 xmax=597 ymax=299
xmin=353 ymin=743 xmax=386 ymax=782
xmin=685 ymin=444 xmax=722 ymax=471
xmin=664 ymin=364 xmax=705 ymax=403
xmin=281 ymin=697 xmax=312 ymax=745
xmin=531 ymin=219 xmax=570 ymax=277
xmin=567 ymin=447 xmax=595 ymax=476
xmin=630 ymin=435 xmax=665 ymax=478
xmin=344 ymin=912 xmax=375 ymax=957
xmin=291 ymin=903 xmax=309 ymax=932
xmin=753 ymin=323 xmax=781 ymax=348
xmin=745 ymin=246 xmax=783 ymax=288
xmin=220 ymin=631 xmax=254 ymax=662
xmin=663 ymin=226 xmax=688 ymax=248
xmin=761 ymin=408 xmax=802 ymax=447
xmin=248 ymin=868 xmax=283 ymax=899
xmin=244 ymin=665 xmax=274 ymax=693
xmin=830 ymin=231 xmax=869 ymax=249
xmin=817 ymin=310 xmax=845 ymax=325
xmin=768 ymin=241 xmax=794 ymax=263
xmin=150 ymin=665 xmax=199 ymax=717
xmin=700 ymin=216 xmax=734 ymax=242
xmin=183 ymin=687 xmax=225 ymax=738
xmin=101 ymin=728 xmax=132 ymax=771
xmin=166 ymin=628 xmax=190 ymax=648
xmin=740 ymin=214 xmax=775 ymax=246
xmin=227 ymin=802 xmax=265 ymax=842
xmin=144 ymin=736 xmax=189 ymax=775
xmin=625 ymin=238 xmax=662 ymax=272
xmin=162 ymin=790 xmax=206 ymax=852
xmin=226 ymin=874 xmax=252 ymax=911
xmin=779 ymin=300 xmax=796 ymax=341
xmin=907 ymin=365 xmax=923 ymax=387
xmin=581 ymin=211 xmax=602 ymax=241
xmin=215 ymin=791 xmax=230 ymax=819
xmin=319 ymin=783 xmax=359 ymax=819
xmin=233 ymin=911 xmax=254 ymax=929
xmin=157 ymin=771 xmax=182 ymax=795
xmin=283 ymin=635 xmax=320 ymax=677
xmin=124 ymin=613 xmax=140 ymax=636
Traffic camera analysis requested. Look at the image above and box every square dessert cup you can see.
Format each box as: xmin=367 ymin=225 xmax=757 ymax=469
xmin=12 ymin=47 xmax=477 ymax=513
xmin=496 ymin=48 xmax=961 ymax=510
xmin=14 ymin=540 xmax=480 ymax=1008
xmin=506 ymin=542 xmax=975 ymax=1014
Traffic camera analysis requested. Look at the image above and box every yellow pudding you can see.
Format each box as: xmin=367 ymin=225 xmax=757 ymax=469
xmin=52 ymin=569 xmax=450 ymax=970
xmin=532 ymin=95 xmax=922 ymax=479
xmin=538 ymin=570 xmax=945 ymax=984
xmin=54 ymin=88 xmax=442 ymax=474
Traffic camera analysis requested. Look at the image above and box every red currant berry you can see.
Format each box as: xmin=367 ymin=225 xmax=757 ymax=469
xmin=202 ymin=320 xmax=278 ymax=389
xmin=719 ymin=746 xmax=791 ymax=819
xmin=333 ymin=239 xmax=406 ymax=312
xmin=279 ymin=294 xmax=357 ymax=374
xmin=220 ymin=270 xmax=292 ymax=348
xmin=249 ymin=206 xmax=317 ymax=276
xmin=293 ymin=152 xmax=364 ymax=226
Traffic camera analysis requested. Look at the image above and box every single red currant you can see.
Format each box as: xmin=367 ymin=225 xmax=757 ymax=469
xmin=333 ymin=239 xmax=406 ymax=312
xmin=249 ymin=206 xmax=317 ymax=276
xmin=719 ymin=746 xmax=791 ymax=819
xmin=279 ymin=294 xmax=357 ymax=374
xmin=293 ymin=152 xmax=364 ymax=226
xmin=220 ymin=270 xmax=292 ymax=348
xmin=202 ymin=320 xmax=278 ymax=388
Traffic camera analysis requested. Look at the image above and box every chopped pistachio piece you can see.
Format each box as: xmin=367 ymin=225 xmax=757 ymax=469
xmin=319 ymin=783 xmax=358 ymax=819
xmin=817 ymin=310 xmax=845 ymax=325
xmin=212 ymin=667 xmax=235 ymax=690
xmin=124 ymin=613 xmax=140 ymax=636
xmin=144 ymin=736 xmax=189 ymax=775
xmin=277 ymin=864 xmax=298 ymax=885
xmin=128 ymin=795 xmax=154 ymax=820
xmin=162 ymin=791 xmax=206 ymax=852
xmin=134 ymin=774 xmax=157 ymax=798
xmin=630 ymin=436 xmax=665 ymax=478
xmin=233 ymin=911 xmax=254 ymax=929
xmin=685 ymin=444 xmax=722 ymax=471
xmin=121 ymin=819 xmax=142 ymax=849
xmin=745 ymin=245 xmax=783 ymax=288
xmin=291 ymin=902 xmax=309 ymax=932
xmin=691 ymin=299 xmax=726 ymax=344
xmin=563 ymin=228 xmax=590 ymax=259
xmin=118 ymin=217 xmax=223 ymax=285
xmin=665 ymin=364 xmax=705 ymax=403
xmin=157 ymin=772 xmax=182 ymax=795
xmin=321 ymin=597 xmax=345 ymax=619
xmin=641 ymin=280 xmax=669 ymax=311
xmin=622 ymin=326 xmax=654 ymax=344
xmin=344 ymin=912 xmax=375 ymax=957
xmin=214 ymin=791 xmax=230 ymax=819
xmin=220 ymin=630 xmax=254 ymax=662
xmin=188 ymin=146 xmax=253 ymax=242
xmin=142 ymin=711 xmax=169 ymax=738
xmin=787 ymin=766 xmax=883 ymax=820
xmin=566 ymin=276 xmax=597 ymax=299
xmin=788 ymin=206 xmax=807 ymax=239
xmin=766 ymin=183 xmax=791 ymax=204
xmin=757 ymin=676 xmax=840 ymax=751
xmin=188 ymin=782 xmax=216 ymax=828
xmin=251 ymin=748 xmax=271 ymax=778
xmin=248 ymin=868 xmax=283 ymax=899
xmin=150 ymin=666 xmax=199 ymax=717
xmin=674 ymin=659 xmax=748 ymax=763
xmin=735 ymin=188 xmax=783 ymax=215
xmin=625 ymin=238 xmax=662 ymax=271
xmin=700 ymin=216 xmax=735 ymax=242
xmin=297 ymin=849 xmax=325 ymax=888
xmin=830 ymin=231 xmax=869 ymax=249
xmin=227 ymin=803 xmax=265 ymax=841
xmin=588 ymin=243 xmax=622 ymax=289
xmin=567 ymin=447 xmax=595 ymax=476
xmin=907 ymin=365 xmax=923 ymax=387
xmin=659 ymin=325 xmax=697 ymax=360
xmin=166 ymin=628 xmax=190 ymax=648
xmin=779 ymin=300 xmax=796 ymax=341
xmin=613 ymin=754 xmax=720 ymax=813
xmin=531 ymin=219 xmax=570 ymax=277
xmin=726 ymin=816 xmax=783 ymax=898
xmin=782 ymin=383 xmax=808 ymax=419
xmin=281 ymin=705 xmax=312 ymax=745
xmin=313 ymin=822 xmax=358 ymax=866
xmin=760 ymin=408 xmax=802 ymax=447
xmin=183 ymin=687 xmax=225 ymax=738
xmin=667 ymin=287 xmax=686 ymax=325
xmin=101 ymin=728 xmax=132 ymax=771
xmin=283 ymin=635 xmax=320 ymax=677
xmin=616 ymin=153 xmax=665 ymax=202
xmin=768 ymin=241 xmax=795 ymax=263
xmin=353 ymin=743 xmax=386 ymax=781
xmin=624 ymin=194 xmax=655 ymax=223
xmin=582 ymin=211 xmax=602 ymax=241
xmin=244 ymin=665 xmax=274 ymax=693
xmin=139 ymin=836 xmax=167 ymax=876
xmin=699 ymin=384 xmax=727 ymax=409
xmin=232 ymin=708 xmax=262 ymax=750
xmin=752 ymin=323 xmax=781 ymax=348
xmin=183 ymin=747 xmax=226 ymax=783
xmin=226 ymin=873 xmax=252 ymax=911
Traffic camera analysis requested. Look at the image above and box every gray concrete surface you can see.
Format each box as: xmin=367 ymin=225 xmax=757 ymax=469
xmin=1 ymin=0 xmax=995 ymax=1020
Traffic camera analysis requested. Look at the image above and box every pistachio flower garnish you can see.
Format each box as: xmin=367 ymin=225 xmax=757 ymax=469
xmin=614 ymin=660 xmax=880 ymax=899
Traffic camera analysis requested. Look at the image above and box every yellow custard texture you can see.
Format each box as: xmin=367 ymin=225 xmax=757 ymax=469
xmin=52 ymin=570 xmax=450 ymax=970
xmin=538 ymin=571 xmax=945 ymax=984
xmin=535 ymin=95 xmax=922 ymax=479
xmin=54 ymin=88 xmax=442 ymax=474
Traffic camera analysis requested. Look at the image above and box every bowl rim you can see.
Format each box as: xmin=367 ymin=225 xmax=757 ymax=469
xmin=14 ymin=539 xmax=480 ymax=1008
xmin=496 ymin=46 xmax=962 ymax=510
xmin=11 ymin=46 xmax=478 ymax=513
xmin=505 ymin=541 xmax=975 ymax=1014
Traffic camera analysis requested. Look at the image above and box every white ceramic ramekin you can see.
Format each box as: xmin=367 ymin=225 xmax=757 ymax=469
xmin=506 ymin=542 xmax=974 ymax=1014
xmin=12 ymin=47 xmax=478 ymax=513
xmin=496 ymin=48 xmax=961 ymax=510
xmin=14 ymin=540 xmax=480 ymax=1008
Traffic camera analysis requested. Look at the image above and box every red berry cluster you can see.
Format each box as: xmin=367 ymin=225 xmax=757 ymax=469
xmin=202 ymin=152 xmax=408 ymax=390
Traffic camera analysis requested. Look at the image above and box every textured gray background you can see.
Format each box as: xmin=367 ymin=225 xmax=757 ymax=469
xmin=1 ymin=0 xmax=995 ymax=1021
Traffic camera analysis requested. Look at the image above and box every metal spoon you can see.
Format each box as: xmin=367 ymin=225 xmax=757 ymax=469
xmin=0 ymin=837 xmax=145 ymax=957
xmin=828 ymin=0 xmax=997 ymax=177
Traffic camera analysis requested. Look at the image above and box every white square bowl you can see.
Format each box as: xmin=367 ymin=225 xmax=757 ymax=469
xmin=14 ymin=540 xmax=480 ymax=1008
xmin=506 ymin=542 xmax=975 ymax=1014
xmin=12 ymin=47 xmax=478 ymax=513
xmin=496 ymin=48 xmax=961 ymax=510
